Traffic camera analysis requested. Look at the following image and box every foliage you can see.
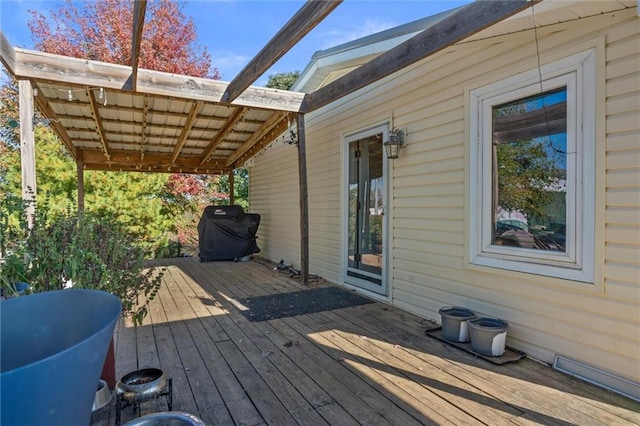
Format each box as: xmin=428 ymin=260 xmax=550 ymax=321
xmin=1 ymin=126 xmax=174 ymax=251
xmin=160 ymin=169 xmax=250 ymax=245
xmin=496 ymin=140 xmax=562 ymax=222
xmin=0 ymin=77 xmax=20 ymax=147
xmin=0 ymin=198 xmax=163 ymax=325
xmin=210 ymin=168 xmax=249 ymax=210
xmin=84 ymin=170 xmax=171 ymax=245
xmin=0 ymin=194 xmax=30 ymax=283
xmin=493 ymin=90 xmax=567 ymax=224
xmin=27 ymin=0 xmax=219 ymax=78
xmin=2 ymin=126 xmax=78 ymax=216
xmin=1 ymin=0 xmax=225 ymax=257
xmin=266 ymin=71 xmax=300 ymax=90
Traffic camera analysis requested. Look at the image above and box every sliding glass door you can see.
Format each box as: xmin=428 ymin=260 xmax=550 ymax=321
xmin=344 ymin=125 xmax=388 ymax=295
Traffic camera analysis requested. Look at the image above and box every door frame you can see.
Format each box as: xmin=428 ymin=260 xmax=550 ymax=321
xmin=341 ymin=123 xmax=391 ymax=298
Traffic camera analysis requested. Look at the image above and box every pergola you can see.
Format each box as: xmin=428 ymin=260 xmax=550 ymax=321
xmin=0 ymin=0 xmax=534 ymax=283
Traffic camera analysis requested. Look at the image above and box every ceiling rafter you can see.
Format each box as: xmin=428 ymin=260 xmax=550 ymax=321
xmin=301 ymin=0 xmax=538 ymax=113
xmin=87 ymin=86 xmax=111 ymax=160
xmin=171 ymin=100 xmax=204 ymax=163
xmin=199 ymin=106 xmax=247 ymax=165
xmin=82 ymin=149 xmax=229 ymax=174
xmin=51 ymin=106 xmax=265 ymax=127
xmin=84 ymin=163 xmax=230 ymax=174
xmin=82 ymin=150 xmax=225 ymax=169
xmin=226 ymin=110 xmax=288 ymax=166
xmin=222 ymin=0 xmax=342 ymax=103
xmin=31 ymin=81 xmax=77 ymax=158
xmin=235 ymin=113 xmax=293 ymax=167
xmin=140 ymin=93 xmax=149 ymax=160
xmin=131 ymin=0 xmax=147 ymax=92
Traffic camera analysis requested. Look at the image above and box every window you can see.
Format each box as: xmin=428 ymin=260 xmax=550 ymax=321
xmin=470 ymin=49 xmax=596 ymax=283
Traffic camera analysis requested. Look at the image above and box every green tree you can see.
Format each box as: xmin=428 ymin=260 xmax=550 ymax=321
xmin=495 ymin=140 xmax=562 ymax=221
xmin=1 ymin=126 xmax=77 ymax=217
xmin=266 ymin=71 xmax=300 ymax=90
xmin=492 ymin=90 xmax=567 ymax=224
xmin=1 ymin=0 xmax=219 ymax=254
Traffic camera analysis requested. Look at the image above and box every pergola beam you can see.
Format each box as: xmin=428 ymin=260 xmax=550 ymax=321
xmin=234 ymin=114 xmax=292 ymax=167
xmin=7 ymin=47 xmax=305 ymax=112
xmin=301 ymin=0 xmax=538 ymax=113
xmin=19 ymin=80 xmax=36 ymax=226
xmin=171 ymin=100 xmax=204 ymax=163
xmin=296 ymin=113 xmax=309 ymax=285
xmin=81 ymin=150 xmax=228 ymax=173
xmin=199 ymin=106 xmax=247 ymax=165
xmin=82 ymin=162 xmax=230 ymax=175
xmin=226 ymin=110 xmax=287 ymax=166
xmin=32 ymin=82 xmax=78 ymax=158
xmin=0 ymin=31 xmax=15 ymax=73
xmin=222 ymin=0 xmax=342 ymax=103
xmin=87 ymin=86 xmax=111 ymax=160
xmin=77 ymin=152 xmax=85 ymax=212
xmin=131 ymin=0 xmax=147 ymax=91
xmin=140 ymin=94 xmax=149 ymax=160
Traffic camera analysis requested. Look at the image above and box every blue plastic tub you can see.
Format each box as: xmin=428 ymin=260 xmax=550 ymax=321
xmin=1 ymin=289 xmax=121 ymax=425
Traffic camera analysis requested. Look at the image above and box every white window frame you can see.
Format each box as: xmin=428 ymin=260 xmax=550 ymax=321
xmin=469 ymin=49 xmax=596 ymax=283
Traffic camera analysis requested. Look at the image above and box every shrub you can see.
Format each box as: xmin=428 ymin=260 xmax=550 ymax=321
xmin=0 ymin=198 xmax=163 ymax=325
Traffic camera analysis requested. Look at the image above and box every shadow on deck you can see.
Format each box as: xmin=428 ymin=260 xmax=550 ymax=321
xmin=91 ymin=257 xmax=640 ymax=425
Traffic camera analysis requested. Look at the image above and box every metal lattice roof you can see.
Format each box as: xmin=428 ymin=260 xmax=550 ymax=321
xmin=28 ymin=74 xmax=300 ymax=173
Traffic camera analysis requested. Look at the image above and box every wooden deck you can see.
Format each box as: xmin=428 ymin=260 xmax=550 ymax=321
xmin=92 ymin=257 xmax=640 ymax=425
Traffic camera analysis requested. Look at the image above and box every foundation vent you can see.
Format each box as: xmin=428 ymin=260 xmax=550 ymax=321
xmin=553 ymin=355 xmax=639 ymax=402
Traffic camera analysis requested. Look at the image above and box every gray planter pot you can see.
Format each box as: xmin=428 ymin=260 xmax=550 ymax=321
xmin=439 ymin=306 xmax=476 ymax=342
xmin=468 ymin=317 xmax=510 ymax=356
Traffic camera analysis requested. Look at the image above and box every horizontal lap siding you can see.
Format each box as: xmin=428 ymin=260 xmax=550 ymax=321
xmin=252 ymin=8 xmax=639 ymax=383
xmin=249 ymin=143 xmax=301 ymax=267
xmin=390 ymin=10 xmax=639 ymax=382
xmin=602 ymin=14 xmax=640 ymax=381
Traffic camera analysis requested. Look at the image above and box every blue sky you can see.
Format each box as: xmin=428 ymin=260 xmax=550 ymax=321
xmin=1 ymin=0 xmax=472 ymax=86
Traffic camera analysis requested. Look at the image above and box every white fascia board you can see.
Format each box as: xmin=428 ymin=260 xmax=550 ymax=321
xmin=293 ymin=32 xmax=420 ymax=93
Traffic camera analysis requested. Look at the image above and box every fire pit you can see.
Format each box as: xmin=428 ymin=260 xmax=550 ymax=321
xmin=115 ymin=368 xmax=172 ymax=426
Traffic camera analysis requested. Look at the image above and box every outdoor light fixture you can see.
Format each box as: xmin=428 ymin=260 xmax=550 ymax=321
xmin=67 ymin=90 xmax=73 ymax=101
xmin=383 ymin=128 xmax=405 ymax=159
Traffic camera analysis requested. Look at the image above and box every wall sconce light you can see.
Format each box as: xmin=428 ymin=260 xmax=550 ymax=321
xmin=383 ymin=128 xmax=404 ymax=159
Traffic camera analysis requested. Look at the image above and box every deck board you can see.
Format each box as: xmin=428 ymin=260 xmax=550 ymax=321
xmin=91 ymin=257 xmax=640 ymax=425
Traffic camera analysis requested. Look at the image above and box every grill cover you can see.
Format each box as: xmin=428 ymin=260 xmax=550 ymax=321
xmin=197 ymin=205 xmax=260 ymax=261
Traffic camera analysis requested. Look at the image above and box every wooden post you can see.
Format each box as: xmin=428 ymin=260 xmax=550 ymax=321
xmin=297 ymin=114 xmax=309 ymax=285
xmin=77 ymin=152 xmax=85 ymax=213
xmin=228 ymin=169 xmax=235 ymax=205
xmin=19 ymin=80 xmax=36 ymax=227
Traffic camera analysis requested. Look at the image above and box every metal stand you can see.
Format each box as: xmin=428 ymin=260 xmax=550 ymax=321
xmin=115 ymin=378 xmax=172 ymax=426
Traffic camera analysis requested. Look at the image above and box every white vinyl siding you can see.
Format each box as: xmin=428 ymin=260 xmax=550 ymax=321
xmin=248 ymin=143 xmax=300 ymax=267
xmin=251 ymin=7 xmax=639 ymax=384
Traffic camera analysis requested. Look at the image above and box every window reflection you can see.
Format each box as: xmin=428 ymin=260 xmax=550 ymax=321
xmin=491 ymin=87 xmax=568 ymax=252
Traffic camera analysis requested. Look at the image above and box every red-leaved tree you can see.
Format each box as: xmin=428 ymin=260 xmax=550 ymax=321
xmin=28 ymin=0 xmax=220 ymax=79
xmin=2 ymin=0 xmax=226 ymax=250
